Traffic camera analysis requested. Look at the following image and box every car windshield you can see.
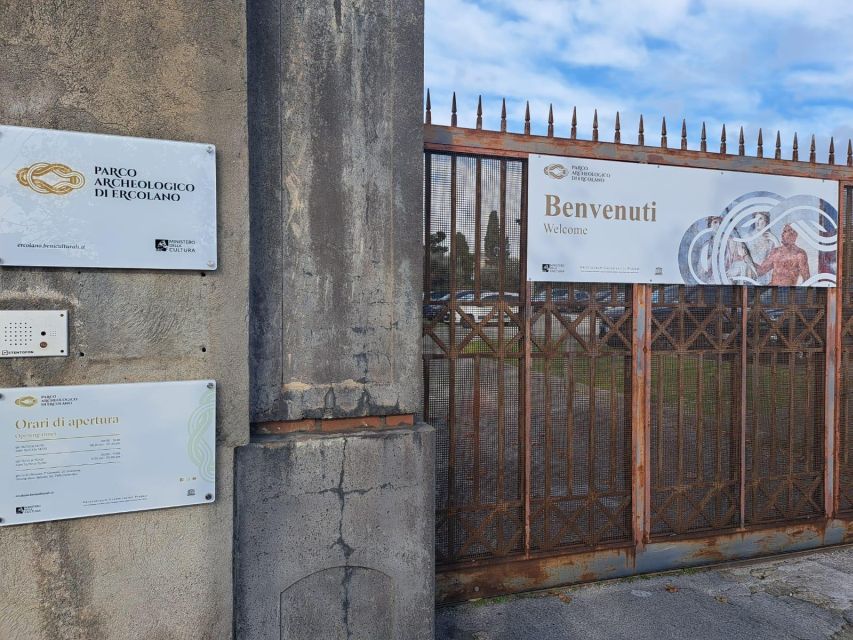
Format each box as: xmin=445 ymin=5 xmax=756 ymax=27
xmin=651 ymin=285 xmax=681 ymax=304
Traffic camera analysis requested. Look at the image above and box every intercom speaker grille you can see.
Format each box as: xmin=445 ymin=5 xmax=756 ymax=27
xmin=2 ymin=321 xmax=34 ymax=348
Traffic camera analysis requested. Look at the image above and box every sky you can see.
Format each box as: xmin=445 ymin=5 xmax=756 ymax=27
xmin=425 ymin=0 xmax=853 ymax=160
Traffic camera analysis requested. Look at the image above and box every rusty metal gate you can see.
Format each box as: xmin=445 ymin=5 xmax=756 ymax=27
xmin=423 ymin=96 xmax=853 ymax=603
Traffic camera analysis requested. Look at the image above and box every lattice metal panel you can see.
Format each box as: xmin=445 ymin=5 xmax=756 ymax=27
xmin=840 ymin=186 xmax=853 ymax=514
xmin=650 ymin=286 xmax=742 ymax=538
xmin=528 ymin=283 xmax=633 ymax=551
xmin=745 ymin=286 xmax=826 ymax=525
xmin=426 ymin=152 xmax=526 ymax=564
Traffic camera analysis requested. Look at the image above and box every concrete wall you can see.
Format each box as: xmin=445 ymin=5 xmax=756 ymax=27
xmin=235 ymin=426 xmax=434 ymax=640
xmin=0 ymin=2 xmax=249 ymax=639
xmin=240 ymin=1 xmax=433 ymax=638
xmin=248 ymin=0 xmax=425 ymax=422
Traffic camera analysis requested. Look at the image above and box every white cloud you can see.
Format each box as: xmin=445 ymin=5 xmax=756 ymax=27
xmin=425 ymin=0 xmax=853 ymax=151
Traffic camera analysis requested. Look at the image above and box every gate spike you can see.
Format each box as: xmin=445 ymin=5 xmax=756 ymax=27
xmin=809 ymin=134 xmax=816 ymax=163
xmin=792 ymin=132 xmax=798 ymax=161
xmin=848 ymin=139 xmax=852 ymax=166
xmin=592 ymin=109 xmax=599 ymax=142
xmin=720 ymin=124 xmax=727 ymax=154
xmin=451 ymin=92 xmax=457 ymax=127
xmin=660 ymin=116 xmax=667 ymax=148
xmin=700 ymin=122 xmax=707 ymax=152
xmin=547 ymin=104 xmax=554 ymax=137
xmin=476 ymin=95 xmax=483 ymax=130
xmin=571 ymin=106 xmax=577 ymax=139
xmin=829 ymin=137 xmax=835 ymax=164
xmin=614 ymin=111 xmax=621 ymax=143
xmin=638 ymin=114 xmax=645 ymax=146
xmin=681 ymin=119 xmax=687 ymax=150
xmin=775 ymin=131 xmax=781 ymax=160
xmin=524 ymin=101 xmax=531 ymax=135
xmin=425 ymin=89 xmax=431 ymax=125
xmin=500 ymin=98 xmax=507 ymax=132
xmin=738 ymin=126 xmax=745 ymax=156
xmin=757 ymin=128 xmax=763 ymax=158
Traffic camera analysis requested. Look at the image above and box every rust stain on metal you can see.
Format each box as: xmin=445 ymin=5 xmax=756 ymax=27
xmin=425 ymin=106 xmax=853 ymax=600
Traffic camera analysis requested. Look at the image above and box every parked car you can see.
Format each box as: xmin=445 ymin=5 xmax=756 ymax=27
xmin=458 ymin=292 xmax=521 ymax=324
xmin=531 ymin=287 xmax=591 ymax=311
xmin=423 ymin=289 xmax=474 ymax=321
xmin=597 ymin=285 xmax=821 ymax=352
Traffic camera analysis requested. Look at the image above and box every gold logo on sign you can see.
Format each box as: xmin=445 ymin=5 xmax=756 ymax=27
xmin=15 ymin=396 xmax=38 ymax=408
xmin=17 ymin=163 xmax=85 ymax=195
xmin=544 ymin=163 xmax=568 ymax=179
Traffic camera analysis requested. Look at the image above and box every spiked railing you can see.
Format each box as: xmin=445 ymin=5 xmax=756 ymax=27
xmin=425 ymin=91 xmax=848 ymax=165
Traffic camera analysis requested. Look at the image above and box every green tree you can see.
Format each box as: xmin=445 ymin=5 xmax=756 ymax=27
xmin=454 ymin=231 xmax=474 ymax=288
xmin=427 ymin=230 xmax=449 ymax=294
xmin=429 ymin=230 xmax=448 ymax=255
xmin=483 ymin=209 xmax=509 ymax=263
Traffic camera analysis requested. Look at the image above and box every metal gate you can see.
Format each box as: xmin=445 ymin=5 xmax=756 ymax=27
xmin=423 ymin=96 xmax=853 ymax=603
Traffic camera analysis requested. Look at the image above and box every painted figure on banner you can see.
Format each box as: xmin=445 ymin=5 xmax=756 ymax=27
xmin=679 ymin=191 xmax=837 ymax=287
xmin=725 ymin=237 xmax=757 ymax=282
xmin=698 ymin=216 xmax=722 ymax=283
xmin=755 ymin=223 xmax=811 ymax=286
xmin=745 ymin=211 xmax=778 ymax=285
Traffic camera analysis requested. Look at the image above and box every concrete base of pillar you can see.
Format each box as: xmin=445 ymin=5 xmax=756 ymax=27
xmin=234 ymin=424 xmax=434 ymax=640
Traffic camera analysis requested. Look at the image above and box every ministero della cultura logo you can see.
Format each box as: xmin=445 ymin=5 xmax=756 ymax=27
xmin=16 ymin=162 xmax=86 ymax=195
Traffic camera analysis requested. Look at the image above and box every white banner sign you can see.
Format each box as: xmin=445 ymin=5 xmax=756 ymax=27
xmin=0 ymin=125 xmax=217 ymax=270
xmin=0 ymin=380 xmax=216 ymax=526
xmin=527 ymin=154 xmax=839 ymax=286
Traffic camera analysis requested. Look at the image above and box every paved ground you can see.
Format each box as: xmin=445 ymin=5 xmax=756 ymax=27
xmin=436 ymin=545 xmax=853 ymax=640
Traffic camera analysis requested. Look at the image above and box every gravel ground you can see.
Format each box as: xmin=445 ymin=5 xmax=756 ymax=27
xmin=437 ymin=545 xmax=853 ymax=640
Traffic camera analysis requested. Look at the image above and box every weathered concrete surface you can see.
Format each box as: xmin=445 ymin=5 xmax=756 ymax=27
xmin=0 ymin=447 xmax=236 ymax=640
xmin=248 ymin=0 xmax=425 ymax=421
xmin=0 ymin=1 xmax=249 ymax=638
xmin=436 ymin=545 xmax=853 ymax=640
xmin=235 ymin=425 xmax=435 ymax=640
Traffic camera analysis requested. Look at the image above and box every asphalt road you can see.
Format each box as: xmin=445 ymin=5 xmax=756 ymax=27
xmin=436 ymin=545 xmax=853 ymax=640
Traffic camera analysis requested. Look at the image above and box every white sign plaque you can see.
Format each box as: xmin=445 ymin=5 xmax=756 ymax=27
xmin=0 ymin=125 xmax=217 ymax=270
xmin=528 ymin=154 xmax=839 ymax=286
xmin=0 ymin=380 xmax=216 ymax=526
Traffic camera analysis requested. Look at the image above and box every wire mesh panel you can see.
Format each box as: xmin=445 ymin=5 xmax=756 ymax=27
xmin=649 ymin=286 xmax=742 ymax=538
xmin=529 ymin=283 xmax=633 ymax=551
xmin=426 ymin=152 xmax=526 ymax=564
xmin=745 ymin=287 xmax=826 ymax=525
xmin=840 ymin=186 xmax=853 ymax=514
xmin=423 ymin=116 xmax=853 ymax=602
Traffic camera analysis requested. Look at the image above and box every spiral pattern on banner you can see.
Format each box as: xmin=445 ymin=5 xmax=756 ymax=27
xmin=678 ymin=190 xmax=838 ymax=287
xmin=187 ymin=388 xmax=215 ymax=482
xmin=16 ymin=162 xmax=85 ymax=195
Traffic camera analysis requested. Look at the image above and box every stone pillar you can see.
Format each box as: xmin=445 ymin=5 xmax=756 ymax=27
xmin=0 ymin=2 xmax=249 ymax=639
xmin=239 ymin=0 xmax=432 ymax=638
